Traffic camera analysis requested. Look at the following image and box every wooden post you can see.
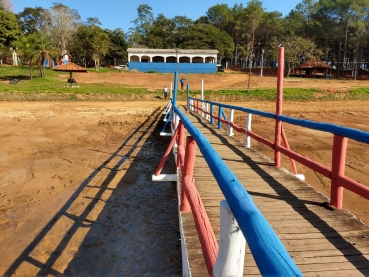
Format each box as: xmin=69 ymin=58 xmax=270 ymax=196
xmin=214 ymin=201 xmax=246 ymax=277
xmin=229 ymin=109 xmax=234 ymax=136
xmin=330 ymin=135 xmax=348 ymax=209
xmin=245 ymin=113 xmax=252 ymax=148
xmin=201 ymin=79 xmax=205 ymax=117
xmin=173 ymin=71 xmax=178 ymax=107
xmin=180 ymin=136 xmax=196 ymax=212
xmin=210 ymin=104 xmax=214 ymax=124
xmin=206 ymin=103 xmax=210 ymax=120
xmin=274 ymin=47 xmax=284 ymax=167
xmin=154 ymin=127 xmax=179 ymax=176
xmin=177 ymin=121 xmax=185 ymax=168
xmin=218 ymin=106 xmax=223 ymax=129
xmin=281 ymin=126 xmax=298 ymax=175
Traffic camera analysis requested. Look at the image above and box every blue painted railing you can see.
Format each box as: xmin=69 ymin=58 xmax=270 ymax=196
xmin=173 ymin=105 xmax=303 ymax=276
xmin=188 ymin=97 xmax=369 ymax=144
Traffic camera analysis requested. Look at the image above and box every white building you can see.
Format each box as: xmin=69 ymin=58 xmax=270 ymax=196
xmin=127 ymin=48 xmax=218 ymax=73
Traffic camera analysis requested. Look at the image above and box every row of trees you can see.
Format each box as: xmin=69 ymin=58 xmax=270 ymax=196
xmin=1 ymin=0 xmax=368 ymax=78
xmin=0 ymin=2 xmax=127 ymax=76
xmin=127 ymin=0 xmax=369 ymax=77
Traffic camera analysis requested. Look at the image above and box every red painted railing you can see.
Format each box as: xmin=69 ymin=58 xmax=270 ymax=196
xmin=187 ymin=99 xmax=369 ymax=210
xmin=154 ymin=122 xmax=219 ymax=276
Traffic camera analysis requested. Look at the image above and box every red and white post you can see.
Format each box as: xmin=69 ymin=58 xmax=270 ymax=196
xmin=330 ymin=135 xmax=348 ymax=209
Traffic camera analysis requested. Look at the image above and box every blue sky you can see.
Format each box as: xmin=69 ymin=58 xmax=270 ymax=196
xmin=13 ymin=0 xmax=299 ymax=33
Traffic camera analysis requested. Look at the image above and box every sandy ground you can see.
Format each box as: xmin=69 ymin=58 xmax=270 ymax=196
xmin=0 ymin=102 xmax=181 ymax=276
xmin=0 ymin=70 xmax=368 ymax=276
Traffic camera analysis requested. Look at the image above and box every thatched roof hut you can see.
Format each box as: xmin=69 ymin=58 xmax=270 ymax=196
xmin=295 ymin=58 xmax=333 ymax=78
xmin=295 ymin=58 xmax=333 ymax=70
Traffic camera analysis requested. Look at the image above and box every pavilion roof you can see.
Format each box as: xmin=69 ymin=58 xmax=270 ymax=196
xmin=52 ymin=63 xmax=87 ymax=72
xmin=295 ymin=58 xmax=333 ymax=70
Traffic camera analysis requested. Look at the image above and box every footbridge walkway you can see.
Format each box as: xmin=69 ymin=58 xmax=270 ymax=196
xmin=153 ymin=48 xmax=369 ymax=277
xmin=176 ymin=105 xmax=369 ymax=276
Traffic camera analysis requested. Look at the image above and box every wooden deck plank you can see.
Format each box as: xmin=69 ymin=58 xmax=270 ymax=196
xmin=179 ymin=109 xmax=369 ymax=276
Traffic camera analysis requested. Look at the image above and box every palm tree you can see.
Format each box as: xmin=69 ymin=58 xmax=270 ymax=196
xmin=39 ymin=34 xmax=58 ymax=78
xmin=15 ymin=33 xmax=58 ymax=79
xmin=15 ymin=33 xmax=42 ymax=79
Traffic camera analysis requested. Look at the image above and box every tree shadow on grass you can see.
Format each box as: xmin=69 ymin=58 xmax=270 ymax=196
xmin=0 ymin=75 xmax=31 ymax=81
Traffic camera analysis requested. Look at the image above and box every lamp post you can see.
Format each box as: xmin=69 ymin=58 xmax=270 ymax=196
xmin=173 ymin=43 xmax=178 ymax=72
xmin=260 ymin=49 xmax=264 ymax=77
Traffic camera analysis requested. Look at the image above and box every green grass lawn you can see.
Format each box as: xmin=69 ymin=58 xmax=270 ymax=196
xmin=1 ymin=65 xmax=368 ymax=101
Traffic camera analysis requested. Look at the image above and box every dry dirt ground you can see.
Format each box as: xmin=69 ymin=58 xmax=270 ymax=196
xmin=0 ymin=70 xmax=368 ymax=276
xmin=0 ymin=102 xmax=181 ymax=276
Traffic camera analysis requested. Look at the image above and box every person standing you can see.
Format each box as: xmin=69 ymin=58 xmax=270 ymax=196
xmin=180 ymin=77 xmax=185 ymax=89
xmin=163 ymin=85 xmax=168 ymax=100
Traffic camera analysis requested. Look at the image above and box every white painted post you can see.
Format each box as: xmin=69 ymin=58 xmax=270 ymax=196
xmin=245 ymin=113 xmax=252 ymax=148
xmin=206 ymin=103 xmax=210 ymax=121
xmin=229 ymin=109 xmax=234 ymax=136
xmin=201 ymin=79 xmax=205 ymax=118
xmin=175 ymin=113 xmax=179 ymax=130
xmin=170 ymin=82 xmax=173 ymax=99
xmin=214 ymin=201 xmax=246 ymax=277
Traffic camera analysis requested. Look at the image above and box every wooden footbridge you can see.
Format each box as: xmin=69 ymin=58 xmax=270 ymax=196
xmin=153 ymin=49 xmax=369 ymax=277
xmin=175 ymin=107 xmax=369 ymax=277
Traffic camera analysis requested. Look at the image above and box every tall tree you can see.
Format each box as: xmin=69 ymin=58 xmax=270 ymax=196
xmin=17 ymin=7 xmax=46 ymax=34
xmin=269 ymin=35 xmax=322 ymax=77
xmin=318 ymin=0 xmax=358 ymax=77
xmin=184 ymin=23 xmax=234 ymax=56
xmin=129 ymin=4 xmax=154 ymax=46
xmin=144 ymin=14 xmax=175 ymax=48
xmin=172 ymin=16 xmax=193 ymax=48
xmin=206 ymin=4 xmax=232 ymax=30
xmin=15 ymin=33 xmax=42 ymax=78
xmin=258 ymin=11 xmax=283 ymax=50
xmin=42 ymin=3 xmax=81 ymax=54
xmin=105 ymin=28 xmax=128 ymax=65
xmin=0 ymin=9 xmax=22 ymax=46
xmin=229 ymin=4 xmax=246 ymax=65
xmin=75 ymin=24 xmax=110 ymax=71
xmin=243 ymin=0 xmax=265 ymax=67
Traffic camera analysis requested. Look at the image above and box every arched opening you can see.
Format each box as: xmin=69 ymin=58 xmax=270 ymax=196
xmin=130 ymin=55 xmax=139 ymax=62
xmin=179 ymin=56 xmax=190 ymax=63
xmin=166 ymin=56 xmax=176 ymax=63
xmin=192 ymin=56 xmax=204 ymax=63
xmin=205 ymin=56 xmax=215 ymax=63
xmin=152 ymin=56 xmax=164 ymax=63
xmin=141 ymin=55 xmax=150 ymax=62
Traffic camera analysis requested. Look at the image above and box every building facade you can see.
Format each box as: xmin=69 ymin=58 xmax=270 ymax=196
xmin=127 ymin=48 xmax=218 ymax=73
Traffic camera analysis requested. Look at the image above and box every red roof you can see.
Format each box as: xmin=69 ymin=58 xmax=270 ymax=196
xmin=52 ymin=63 xmax=87 ymax=72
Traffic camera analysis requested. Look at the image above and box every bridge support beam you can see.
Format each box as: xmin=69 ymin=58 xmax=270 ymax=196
xmin=180 ymin=136 xmax=196 ymax=212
